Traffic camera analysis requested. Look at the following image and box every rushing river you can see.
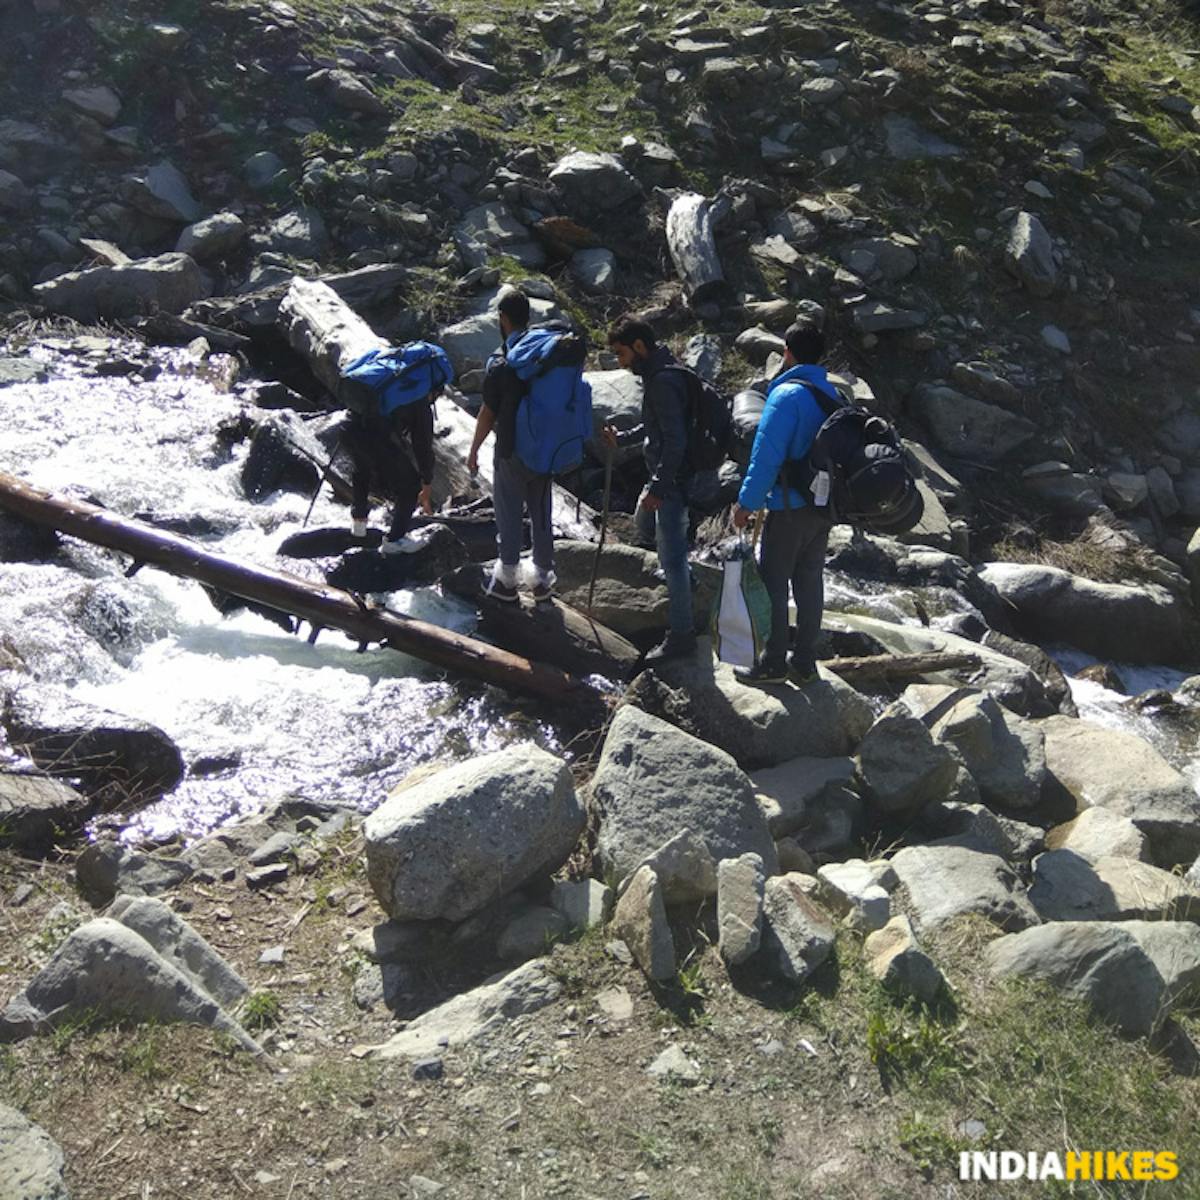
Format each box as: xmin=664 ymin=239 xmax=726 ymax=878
xmin=0 ymin=336 xmax=561 ymax=841
xmin=2 ymin=334 xmax=1197 ymax=844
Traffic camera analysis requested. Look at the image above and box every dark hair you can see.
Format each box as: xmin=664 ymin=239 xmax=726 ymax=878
xmin=607 ymin=317 xmax=657 ymax=351
xmin=784 ymin=320 xmax=825 ymax=364
xmin=497 ymin=288 xmax=530 ymax=328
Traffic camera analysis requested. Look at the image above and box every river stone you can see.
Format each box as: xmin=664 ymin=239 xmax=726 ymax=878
xmin=1028 ymin=850 xmax=1200 ymax=923
xmin=626 ymin=652 xmax=874 ymax=769
xmin=646 ymin=1044 xmax=702 ymax=1083
xmin=455 ymin=202 xmax=544 ymax=269
xmin=883 ymin=115 xmax=963 ymax=160
xmin=911 ymin=686 xmax=1048 ymax=811
xmin=106 ymin=894 xmax=248 ymax=1007
xmin=0 ymin=1104 xmax=68 ymax=1200
xmin=365 ymin=960 xmax=562 ymax=1059
xmin=550 ymin=878 xmax=612 ymax=930
xmin=718 ymin=853 xmax=766 ymax=966
xmin=176 ymin=211 xmax=246 ymax=261
xmin=2 ymin=683 xmax=184 ymax=799
xmin=309 ymin=68 xmax=388 ymax=114
xmin=0 ymin=773 xmax=90 ymax=852
xmin=1039 ymin=714 xmax=1200 ymax=866
xmin=31 ymin=252 xmax=208 ymax=321
xmin=364 ymin=744 xmax=585 ymax=921
xmin=121 ymin=160 xmax=201 ymax=222
xmin=1004 ymin=211 xmax=1056 ymax=297
xmin=1 ymin=918 xmax=258 ymax=1049
xmin=854 ymin=707 xmax=959 ymax=816
xmin=1045 ymin=807 xmax=1149 ymax=862
xmin=260 ymin=206 xmax=328 ymax=257
xmin=62 ymin=84 xmax=122 ymax=124
xmin=549 ymin=151 xmax=642 ymax=213
xmin=75 ymin=840 xmax=194 ymax=903
xmin=612 ymin=865 xmax=676 ymax=980
xmin=911 ymin=385 xmax=1036 ymax=462
xmin=592 ymin=706 xmax=778 ymax=885
xmin=553 ymin=541 xmax=720 ymax=637
xmin=761 ymin=874 xmax=837 ymax=982
xmin=864 ymin=915 xmax=945 ymax=1002
xmin=751 ymin=756 xmax=857 ymax=838
xmin=627 ymin=828 xmax=718 ymax=904
xmin=985 ymin=921 xmax=1195 ymax=1036
xmin=569 ymin=248 xmax=617 ymax=294
xmin=890 ymin=843 xmax=1040 ymax=934
xmin=977 ymin=562 xmax=1196 ymax=665
xmin=496 ymin=906 xmax=570 ymax=961
xmin=439 ymin=312 xmax=503 ymax=375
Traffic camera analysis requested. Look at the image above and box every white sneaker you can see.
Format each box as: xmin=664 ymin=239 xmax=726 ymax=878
xmin=380 ymin=535 xmax=425 ymax=555
xmin=351 ymin=518 xmax=368 ymax=538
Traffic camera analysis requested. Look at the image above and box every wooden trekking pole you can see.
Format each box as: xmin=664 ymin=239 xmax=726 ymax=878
xmin=301 ymin=435 xmax=342 ymax=529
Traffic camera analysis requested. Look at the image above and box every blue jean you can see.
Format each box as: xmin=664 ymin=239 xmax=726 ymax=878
xmin=638 ymin=495 xmax=692 ymax=636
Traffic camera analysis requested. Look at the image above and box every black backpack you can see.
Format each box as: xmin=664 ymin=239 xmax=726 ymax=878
xmin=783 ymin=381 xmax=924 ymax=535
xmin=666 ymin=366 xmax=735 ymax=472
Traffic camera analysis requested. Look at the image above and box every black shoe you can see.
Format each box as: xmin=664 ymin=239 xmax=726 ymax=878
xmin=788 ymin=659 xmax=820 ymax=686
xmin=734 ymin=660 xmax=789 ymax=686
xmin=482 ymin=570 xmax=519 ymax=603
xmin=642 ymin=633 xmax=697 ymax=664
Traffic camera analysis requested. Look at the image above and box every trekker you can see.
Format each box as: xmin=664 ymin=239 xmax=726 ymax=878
xmin=731 ymin=320 xmax=832 ymax=685
xmin=604 ymin=317 xmax=697 ymax=664
xmin=345 ymin=385 xmax=438 ymax=555
xmin=467 ymin=287 xmax=590 ymax=603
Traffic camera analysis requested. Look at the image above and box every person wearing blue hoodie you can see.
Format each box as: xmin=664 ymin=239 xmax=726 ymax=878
xmin=732 ymin=321 xmax=832 ymax=685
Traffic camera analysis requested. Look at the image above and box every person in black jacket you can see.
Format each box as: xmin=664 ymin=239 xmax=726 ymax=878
xmin=604 ymin=317 xmax=697 ymax=663
xmin=345 ymin=395 xmax=436 ymax=554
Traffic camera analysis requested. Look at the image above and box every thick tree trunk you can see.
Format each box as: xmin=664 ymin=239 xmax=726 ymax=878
xmin=666 ymin=193 xmax=725 ymax=305
xmin=821 ymin=651 xmax=981 ymax=682
xmin=0 ymin=472 xmax=598 ymax=710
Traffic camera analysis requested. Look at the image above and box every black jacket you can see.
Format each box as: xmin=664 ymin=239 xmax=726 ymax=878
xmin=349 ymin=401 xmax=436 ymax=484
xmin=631 ymin=345 xmax=692 ymax=500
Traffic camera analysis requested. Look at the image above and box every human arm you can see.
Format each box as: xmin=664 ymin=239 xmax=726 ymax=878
xmin=737 ymin=388 xmax=798 ymax=512
xmin=467 ymin=404 xmax=495 ymax=476
xmin=645 ymin=371 xmax=689 ymax=500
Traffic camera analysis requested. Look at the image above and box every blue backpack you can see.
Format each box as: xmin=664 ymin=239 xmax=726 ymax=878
xmin=506 ymin=325 xmax=593 ymax=476
xmin=341 ymin=341 xmax=454 ymax=417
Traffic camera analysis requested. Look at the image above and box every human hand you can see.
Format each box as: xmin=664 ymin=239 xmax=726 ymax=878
xmin=600 ymin=424 xmax=619 ymax=450
xmin=639 ymin=491 xmax=663 ymax=513
xmin=467 ymin=449 xmax=478 ymax=477
xmin=732 ymin=504 xmax=751 ymax=529
xmin=419 ymin=483 xmax=434 ymax=515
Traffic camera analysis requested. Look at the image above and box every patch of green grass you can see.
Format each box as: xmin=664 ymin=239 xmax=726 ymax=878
xmin=1102 ymin=26 xmax=1200 ymax=156
xmin=117 ymin=1022 xmax=170 ymax=1081
xmin=240 ymin=990 xmax=283 ymax=1031
xmin=898 ymin=1112 xmax=965 ymax=1174
xmin=47 ymin=1007 xmax=102 ymax=1055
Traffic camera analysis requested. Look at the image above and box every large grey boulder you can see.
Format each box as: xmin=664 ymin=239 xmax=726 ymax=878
xmin=985 ymin=921 xmax=1200 ymax=1036
xmin=751 ymin=756 xmax=857 ymax=838
xmin=365 ymin=747 xmax=583 ymax=921
xmin=176 ymin=211 xmax=246 ymax=261
xmin=628 ymin=828 xmax=718 ymax=904
xmin=855 ymin=707 xmax=959 ymax=816
xmin=455 ymin=202 xmax=544 ymax=269
xmin=1 ymin=918 xmax=258 ymax=1050
xmin=761 ymin=874 xmax=836 ymax=982
xmin=592 ymin=706 xmax=778 ymax=884
xmin=365 ymin=960 xmax=561 ymax=1059
xmin=890 ymin=843 xmax=1040 ymax=934
xmin=907 ymin=685 xmax=1047 ymax=811
xmin=626 ymin=651 xmax=874 ymax=769
xmin=977 ymin=563 xmax=1197 ymax=664
xmin=439 ymin=312 xmax=503 ymax=375
xmin=0 ymin=1104 xmax=68 ymax=1200
xmin=32 ymin=252 xmax=208 ymax=322
xmin=1028 ymin=850 xmax=1200 ymax=922
xmin=1045 ymin=807 xmax=1149 ymax=862
xmin=121 ymin=160 xmax=202 ymax=222
xmin=570 ymin=247 xmax=617 ymax=294
xmin=1004 ymin=211 xmax=1057 ymax=297
xmin=584 ymin=370 xmax=642 ymax=436
xmin=0 ymin=773 xmax=90 ymax=853
xmin=911 ymin=385 xmax=1036 ymax=462
xmin=552 ymin=541 xmax=719 ymax=637
xmin=549 ymin=151 xmax=642 ymax=213
xmin=718 ymin=853 xmax=766 ymax=966
xmin=1040 ymin=715 xmax=1200 ymax=866
xmin=2 ymin=683 xmax=184 ymax=800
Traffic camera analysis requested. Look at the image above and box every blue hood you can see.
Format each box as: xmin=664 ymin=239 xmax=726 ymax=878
xmin=506 ymin=327 xmax=563 ymax=381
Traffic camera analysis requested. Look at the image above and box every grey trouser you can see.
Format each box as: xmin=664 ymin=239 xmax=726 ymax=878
xmin=759 ymin=505 xmax=829 ymax=668
xmin=493 ymin=450 xmax=554 ymax=574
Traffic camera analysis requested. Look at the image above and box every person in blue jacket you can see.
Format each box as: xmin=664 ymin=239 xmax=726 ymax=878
xmin=732 ymin=321 xmax=832 ymax=685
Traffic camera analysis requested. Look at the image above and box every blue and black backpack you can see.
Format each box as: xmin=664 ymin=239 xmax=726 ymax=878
xmin=340 ymin=341 xmax=454 ymax=417
xmin=505 ymin=322 xmax=593 ymax=476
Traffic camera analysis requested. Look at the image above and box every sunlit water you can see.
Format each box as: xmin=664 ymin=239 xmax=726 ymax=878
xmin=0 ymin=340 xmax=561 ymax=841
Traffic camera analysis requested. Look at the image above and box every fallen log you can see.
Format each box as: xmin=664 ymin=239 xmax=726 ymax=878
xmin=442 ymin=564 xmax=639 ymax=681
xmin=0 ymin=471 xmax=599 ymax=710
xmin=820 ymin=651 xmax=981 ymax=683
xmin=666 ymin=193 xmax=725 ymax=306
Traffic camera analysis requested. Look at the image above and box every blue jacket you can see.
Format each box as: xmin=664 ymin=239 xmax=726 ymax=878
xmin=738 ymin=364 xmax=831 ymax=511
